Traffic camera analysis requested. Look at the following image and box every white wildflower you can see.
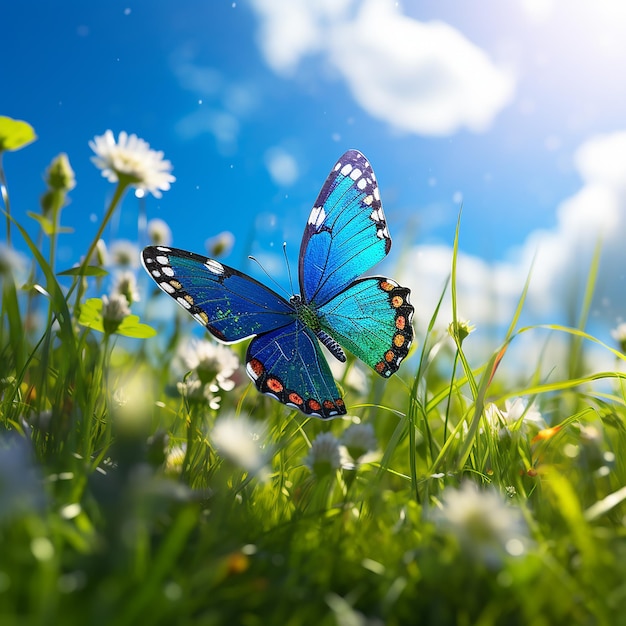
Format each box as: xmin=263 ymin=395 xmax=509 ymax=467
xmin=147 ymin=218 xmax=172 ymax=246
xmin=176 ymin=374 xmax=221 ymax=410
xmin=485 ymin=398 xmax=546 ymax=438
xmin=340 ymin=422 xmax=378 ymax=465
xmin=165 ymin=443 xmax=187 ymax=476
xmin=111 ymin=270 xmax=140 ymax=305
xmin=501 ymin=398 xmax=545 ymax=430
xmin=177 ymin=338 xmax=239 ymax=392
xmin=109 ymin=239 xmax=140 ymax=269
xmin=205 ymin=231 xmax=234 ymax=258
xmin=101 ymin=293 xmax=130 ymax=324
xmin=303 ymin=432 xmax=341 ymax=477
xmin=211 ymin=414 xmax=271 ymax=478
xmin=90 ymin=130 xmax=175 ymax=198
xmin=431 ymin=481 xmax=528 ymax=568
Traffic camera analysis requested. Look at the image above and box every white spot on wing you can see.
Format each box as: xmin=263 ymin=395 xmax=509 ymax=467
xmin=162 ymin=266 xmax=174 ymax=277
xmin=177 ymin=296 xmax=191 ymax=309
xmin=363 ymin=195 xmax=373 ymax=206
xmin=370 ymin=208 xmax=384 ymax=222
xmin=156 ymin=256 xmax=169 ymax=265
xmin=349 ymin=168 xmax=362 ymax=180
xmin=308 ymin=206 xmax=326 ymax=227
xmin=156 ymin=246 xmax=171 ymax=252
xmin=246 ymin=362 xmax=259 ymax=380
xmin=161 ymin=282 xmax=175 ymax=294
xmin=205 ymin=259 xmax=224 ymax=275
xmin=341 ymin=163 xmax=353 ymax=176
xmin=357 ymin=178 xmax=366 ymax=190
xmin=374 ymin=188 xmax=380 ymax=201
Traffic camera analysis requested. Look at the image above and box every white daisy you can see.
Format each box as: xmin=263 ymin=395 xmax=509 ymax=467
xmin=109 ymin=239 xmax=140 ymax=269
xmin=90 ymin=130 xmax=175 ymax=198
xmin=340 ymin=422 xmax=378 ymax=465
xmin=211 ymin=414 xmax=271 ymax=479
xmin=111 ymin=270 xmax=140 ymax=305
xmin=147 ymin=218 xmax=172 ymax=246
xmin=431 ymin=481 xmax=528 ymax=567
xmin=485 ymin=398 xmax=546 ymax=438
xmin=205 ymin=231 xmax=234 ymax=258
xmin=101 ymin=293 xmax=130 ymax=324
xmin=177 ymin=338 xmax=239 ymax=392
xmin=303 ymin=432 xmax=342 ymax=477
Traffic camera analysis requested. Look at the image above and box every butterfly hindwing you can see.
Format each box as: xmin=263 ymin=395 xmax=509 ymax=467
xmin=299 ymin=150 xmax=390 ymax=305
xmin=142 ymin=246 xmax=294 ymax=342
xmin=246 ymin=322 xmax=346 ymax=418
xmin=318 ymin=277 xmax=414 ymax=377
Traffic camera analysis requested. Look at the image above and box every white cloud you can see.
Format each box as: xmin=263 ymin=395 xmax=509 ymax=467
xmin=328 ymin=2 xmax=515 ymax=135
xmin=396 ymin=130 xmax=626 ymax=368
xmin=249 ymin=0 xmax=514 ymax=136
xmin=250 ymin=0 xmax=354 ymax=75
xmin=265 ymin=147 xmax=299 ymax=186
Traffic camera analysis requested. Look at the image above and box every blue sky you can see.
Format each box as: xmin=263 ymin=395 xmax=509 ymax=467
xmin=4 ymin=0 xmax=626 ymax=361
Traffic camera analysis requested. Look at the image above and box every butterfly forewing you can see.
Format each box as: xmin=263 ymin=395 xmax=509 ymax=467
xmin=299 ymin=150 xmax=390 ymax=306
xmin=142 ymin=246 xmax=294 ymax=342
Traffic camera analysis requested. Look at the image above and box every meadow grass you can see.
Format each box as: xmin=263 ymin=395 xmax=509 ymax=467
xmin=2 ymin=120 xmax=626 ymax=626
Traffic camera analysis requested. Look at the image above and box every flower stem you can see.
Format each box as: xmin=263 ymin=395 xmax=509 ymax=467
xmin=73 ymin=181 xmax=129 ymax=312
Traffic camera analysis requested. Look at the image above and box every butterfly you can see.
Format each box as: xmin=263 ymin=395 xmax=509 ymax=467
xmin=142 ymin=150 xmax=414 ymax=419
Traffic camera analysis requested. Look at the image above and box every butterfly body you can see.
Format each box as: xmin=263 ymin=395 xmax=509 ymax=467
xmin=142 ymin=150 xmax=414 ymax=419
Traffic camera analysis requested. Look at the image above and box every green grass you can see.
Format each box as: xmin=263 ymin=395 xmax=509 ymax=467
xmin=2 ymin=126 xmax=626 ymax=626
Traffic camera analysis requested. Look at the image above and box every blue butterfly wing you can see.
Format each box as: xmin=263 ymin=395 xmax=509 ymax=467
xmin=318 ymin=277 xmax=414 ymax=378
xmin=299 ymin=149 xmax=390 ymax=306
xmin=142 ymin=246 xmax=345 ymax=418
xmin=142 ymin=246 xmax=294 ymax=341
xmin=246 ymin=322 xmax=346 ymax=418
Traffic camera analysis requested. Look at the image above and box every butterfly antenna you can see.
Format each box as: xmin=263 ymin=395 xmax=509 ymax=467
xmin=247 ymin=254 xmax=292 ymax=298
xmin=283 ymin=241 xmax=296 ymax=296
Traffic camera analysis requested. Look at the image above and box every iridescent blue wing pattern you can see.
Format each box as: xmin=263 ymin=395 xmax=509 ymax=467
xmin=142 ymin=246 xmax=294 ymax=341
xmin=317 ymin=277 xmax=413 ymax=377
xmin=142 ymin=149 xmax=413 ymax=419
xmin=246 ymin=323 xmax=346 ymax=418
xmin=299 ymin=150 xmax=390 ymax=305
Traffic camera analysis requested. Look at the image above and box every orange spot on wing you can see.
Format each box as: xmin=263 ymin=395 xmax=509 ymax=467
xmin=267 ymin=377 xmax=284 ymax=393
xmin=288 ymin=392 xmax=304 ymax=406
xmin=396 ymin=316 xmax=406 ymax=330
xmin=249 ymin=358 xmax=264 ymax=376
xmin=391 ymin=295 xmax=403 ymax=308
xmin=307 ymin=399 xmax=322 ymax=412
